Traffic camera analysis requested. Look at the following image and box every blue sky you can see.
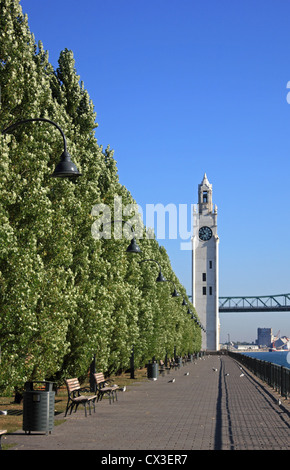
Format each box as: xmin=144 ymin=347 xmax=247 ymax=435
xmin=19 ymin=0 xmax=290 ymax=342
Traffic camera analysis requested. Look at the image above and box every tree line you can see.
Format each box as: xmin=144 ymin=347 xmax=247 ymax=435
xmin=0 ymin=0 xmax=201 ymax=395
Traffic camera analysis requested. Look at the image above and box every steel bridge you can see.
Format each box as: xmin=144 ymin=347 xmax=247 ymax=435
xmin=219 ymin=293 xmax=290 ymax=312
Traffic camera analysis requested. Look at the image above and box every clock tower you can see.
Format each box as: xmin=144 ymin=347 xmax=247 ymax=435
xmin=192 ymin=174 xmax=220 ymax=351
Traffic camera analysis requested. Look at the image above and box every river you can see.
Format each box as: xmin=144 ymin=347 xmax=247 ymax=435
xmin=241 ymin=350 xmax=290 ymax=368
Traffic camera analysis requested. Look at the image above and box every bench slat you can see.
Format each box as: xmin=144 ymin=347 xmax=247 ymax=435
xmin=94 ymin=373 xmax=106 ymax=383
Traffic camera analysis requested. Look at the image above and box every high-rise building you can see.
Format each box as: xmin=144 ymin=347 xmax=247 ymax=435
xmin=257 ymin=328 xmax=272 ymax=347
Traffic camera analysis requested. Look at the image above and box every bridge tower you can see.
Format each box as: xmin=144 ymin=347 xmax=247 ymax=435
xmin=192 ymin=174 xmax=220 ymax=351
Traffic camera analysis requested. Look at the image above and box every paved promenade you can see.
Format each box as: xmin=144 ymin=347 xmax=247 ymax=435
xmin=4 ymin=354 xmax=290 ymax=451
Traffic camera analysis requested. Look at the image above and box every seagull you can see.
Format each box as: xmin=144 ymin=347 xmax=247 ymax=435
xmin=225 ymin=373 xmax=229 ymax=376
xmin=168 ymin=378 xmax=175 ymax=383
xmin=240 ymin=373 xmax=244 ymax=377
xmin=184 ymin=372 xmax=189 ymax=376
xmin=119 ymin=386 xmax=126 ymax=392
xmin=277 ymin=399 xmax=282 ymax=406
xmin=213 ymin=368 xmax=218 ymax=372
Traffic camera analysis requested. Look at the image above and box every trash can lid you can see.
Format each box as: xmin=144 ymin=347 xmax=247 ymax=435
xmin=25 ymin=381 xmax=55 ymax=391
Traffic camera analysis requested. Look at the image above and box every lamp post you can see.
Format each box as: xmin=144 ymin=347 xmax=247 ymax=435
xmin=102 ymin=219 xmax=142 ymax=254
xmin=165 ymin=282 xmax=180 ymax=362
xmin=129 ymin=259 xmax=166 ymax=379
xmin=2 ymin=118 xmax=81 ymax=178
xmin=182 ymin=296 xmax=188 ymax=306
xmin=138 ymin=259 xmax=166 ymax=282
xmin=190 ymin=310 xmax=205 ymax=332
xmin=164 ymin=280 xmax=179 ymax=298
xmin=89 ymin=219 xmax=141 ymax=386
xmin=185 ymin=309 xmax=205 ymax=357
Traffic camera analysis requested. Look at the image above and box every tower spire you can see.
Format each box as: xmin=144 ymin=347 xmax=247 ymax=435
xmin=202 ymin=173 xmax=209 ymax=185
xmin=198 ymin=173 xmax=213 ymax=214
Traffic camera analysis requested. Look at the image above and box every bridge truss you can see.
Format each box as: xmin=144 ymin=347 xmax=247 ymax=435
xmin=219 ymin=293 xmax=290 ymax=312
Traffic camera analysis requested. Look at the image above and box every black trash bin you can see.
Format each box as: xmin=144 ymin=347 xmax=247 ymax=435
xmin=147 ymin=361 xmax=159 ymax=380
xmin=23 ymin=381 xmax=55 ymax=434
xmin=176 ymin=357 xmax=182 ymax=368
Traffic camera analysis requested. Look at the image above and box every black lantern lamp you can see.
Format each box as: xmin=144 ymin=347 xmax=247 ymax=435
xmin=2 ymin=118 xmax=81 ymax=178
xmin=138 ymin=259 xmax=166 ymax=283
xmin=191 ymin=313 xmax=198 ymax=322
xmin=191 ymin=314 xmax=204 ymax=330
xmin=102 ymin=219 xmax=142 ymax=254
xmin=165 ymin=280 xmax=180 ymax=298
xmin=126 ymin=237 xmax=142 ymax=254
xmin=156 ymin=269 xmax=166 ymax=283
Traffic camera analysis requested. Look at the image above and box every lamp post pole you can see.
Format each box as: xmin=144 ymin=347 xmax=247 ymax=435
xmin=129 ymin=259 xmax=167 ymax=379
xmin=1 ymin=118 xmax=82 ymax=418
xmin=89 ymin=219 xmax=141 ymax=387
xmin=2 ymin=118 xmax=81 ymax=178
xmin=102 ymin=219 xmax=142 ymax=253
xmin=138 ymin=259 xmax=166 ymax=282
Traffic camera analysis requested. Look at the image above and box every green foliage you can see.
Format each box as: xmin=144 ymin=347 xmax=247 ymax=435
xmin=0 ymin=0 xmax=201 ymax=395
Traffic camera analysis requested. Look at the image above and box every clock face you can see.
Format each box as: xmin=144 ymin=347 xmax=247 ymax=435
xmin=199 ymin=226 xmax=212 ymax=241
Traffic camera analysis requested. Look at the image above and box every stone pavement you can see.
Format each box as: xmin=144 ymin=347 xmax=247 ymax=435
xmin=3 ymin=354 xmax=290 ymax=451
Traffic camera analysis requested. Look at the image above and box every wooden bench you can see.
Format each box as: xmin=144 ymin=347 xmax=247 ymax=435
xmin=159 ymin=360 xmax=170 ymax=375
xmin=0 ymin=430 xmax=7 ymax=450
xmin=64 ymin=378 xmax=98 ymax=417
xmin=168 ymin=358 xmax=179 ymax=369
xmin=93 ymin=373 xmax=119 ymax=404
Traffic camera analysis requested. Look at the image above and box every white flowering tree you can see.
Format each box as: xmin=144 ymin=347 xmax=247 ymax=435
xmin=0 ymin=0 xmax=201 ymax=395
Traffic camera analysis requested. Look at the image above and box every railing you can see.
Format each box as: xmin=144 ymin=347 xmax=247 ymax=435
xmin=228 ymin=351 xmax=290 ymax=399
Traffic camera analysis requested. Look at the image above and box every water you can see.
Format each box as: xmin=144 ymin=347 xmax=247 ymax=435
xmin=241 ymin=350 xmax=290 ymax=369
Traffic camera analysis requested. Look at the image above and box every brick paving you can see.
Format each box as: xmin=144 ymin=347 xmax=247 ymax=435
xmin=3 ymin=354 xmax=290 ymax=451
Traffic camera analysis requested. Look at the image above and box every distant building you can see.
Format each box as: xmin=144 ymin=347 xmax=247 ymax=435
xmin=257 ymin=328 xmax=272 ymax=347
xmin=234 ymin=345 xmax=259 ymax=351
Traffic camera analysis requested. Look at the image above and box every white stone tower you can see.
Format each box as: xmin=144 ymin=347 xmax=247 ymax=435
xmin=192 ymin=174 xmax=220 ymax=351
